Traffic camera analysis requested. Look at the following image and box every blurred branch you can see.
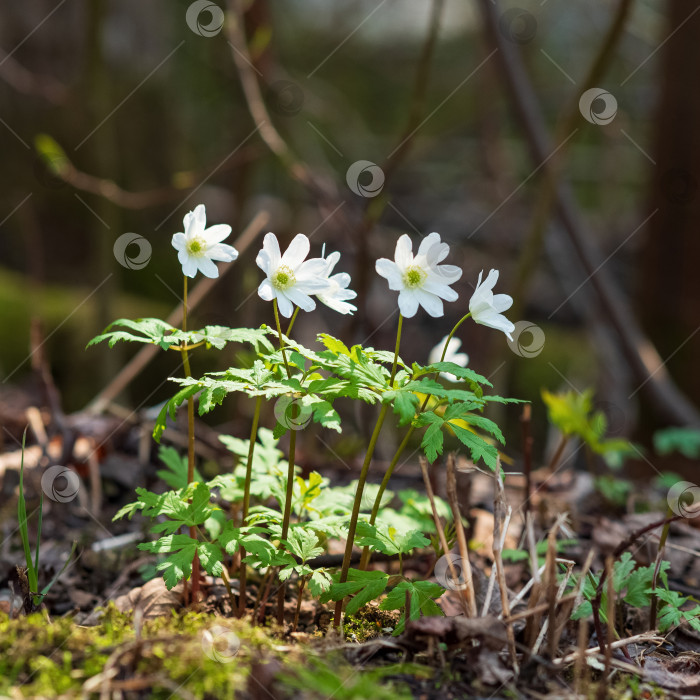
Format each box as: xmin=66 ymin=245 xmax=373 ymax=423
xmin=87 ymin=210 xmax=269 ymax=414
xmin=351 ymin=0 xmax=446 ymax=335
xmin=511 ymin=0 xmax=634 ymax=312
xmin=0 ymin=47 xmax=69 ymax=104
xmin=479 ymin=0 xmax=700 ymax=428
xmin=34 ymin=134 xmax=257 ymax=209
xmin=225 ymin=0 xmax=337 ymax=203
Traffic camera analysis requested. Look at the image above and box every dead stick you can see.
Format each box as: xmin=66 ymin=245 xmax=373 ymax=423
xmin=445 ymin=453 xmax=477 ymax=616
xmin=418 ymin=456 xmax=469 ymax=617
xmin=87 ymin=211 xmax=269 ymax=413
xmin=493 ymin=462 xmax=518 ymax=671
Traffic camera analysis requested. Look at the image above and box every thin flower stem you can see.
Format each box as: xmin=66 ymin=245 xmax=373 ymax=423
xmin=180 ymin=275 xmax=200 ymax=606
xmin=333 ymin=314 xmax=404 ymax=628
xmin=286 ymin=307 xmax=300 ymax=337
xmin=273 ymin=300 xmax=298 ymax=625
xmin=277 ymin=426 xmax=297 ymax=624
xmin=439 ymin=312 xmax=471 ymax=362
xmin=359 ymin=312 xmax=472 ymax=569
xmin=273 ymin=299 xmax=291 ymax=378
xmin=238 ymin=394 xmax=263 ymax=618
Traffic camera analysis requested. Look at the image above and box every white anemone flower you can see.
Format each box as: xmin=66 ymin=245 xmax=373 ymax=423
xmin=256 ymin=233 xmax=329 ymax=318
xmin=428 ymin=336 xmax=469 ymax=380
xmin=171 ymin=204 xmax=238 ymax=278
xmin=469 ymin=269 xmax=515 ymax=341
xmin=375 ymin=232 xmax=462 ymax=318
xmin=317 ymin=251 xmax=357 ymax=315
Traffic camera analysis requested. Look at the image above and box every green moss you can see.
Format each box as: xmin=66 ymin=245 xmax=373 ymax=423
xmin=342 ymin=604 xmax=399 ymax=643
xmin=0 ymin=604 xmax=288 ymax=698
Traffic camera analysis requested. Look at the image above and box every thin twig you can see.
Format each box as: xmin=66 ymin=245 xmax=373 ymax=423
xmin=445 ymin=453 xmax=477 ymax=616
xmin=419 ymin=456 xmax=469 ymax=617
xmin=492 ymin=462 xmax=518 ymax=671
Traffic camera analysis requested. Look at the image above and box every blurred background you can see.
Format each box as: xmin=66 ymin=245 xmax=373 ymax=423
xmin=1 ymin=0 xmax=699 ymax=472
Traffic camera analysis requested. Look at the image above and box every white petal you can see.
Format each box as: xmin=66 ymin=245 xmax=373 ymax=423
xmin=172 ymin=232 xmax=186 ymax=251
xmin=256 ymin=249 xmax=271 ymax=274
xmin=330 ymin=272 xmax=351 ymax=289
xmin=282 ymin=233 xmax=310 ymax=269
xmin=203 ymin=224 xmax=232 ymax=244
xmin=491 ymin=293 xmax=513 ymax=313
xmin=397 ymin=290 xmax=419 ymax=318
xmin=258 ymin=278 xmax=274 ymax=301
xmin=375 ymin=258 xmax=403 ymax=291
xmin=324 ymin=251 xmax=341 ymax=273
xmin=423 ymin=274 xmax=458 ymax=301
xmin=197 ymin=257 xmax=219 ymax=278
xmin=208 ymin=242 xmax=238 ymax=262
xmin=417 ymin=232 xmax=441 ymax=257
xmin=184 ymin=204 xmax=206 ymax=237
xmin=285 ymin=287 xmax=316 ymax=312
xmin=276 ymin=293 xmax=295 ymax=318
xmin=415 ymin=289 xmax=444 ymax=317
xmin=435 ymin=263 xmax=462 ymax=284
xmin=182 ymin=256 xmax=198 ymax=278
xmin=262 ymin=233 xmax=281 ymax=270
xmin=297 ymin=257 xmax=329 ymax=278
xmin=482 ymin=269 xmax=499 ymax=292
xmin=319 ymin=295 xmax=356 ymax=314
xmin=474 ymin=310 xmax=515 ymax=337
xmin=394 ymin=234 xmax=413 ymax=270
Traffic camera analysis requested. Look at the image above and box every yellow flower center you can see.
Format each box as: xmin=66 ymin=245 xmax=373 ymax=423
xmin=272 ymin=265 xmax=296 ymax=290
xmin=403 ymin=265 xmax=426 ymax=289
xmin=186 ymin=236 xmax=207 ymax=257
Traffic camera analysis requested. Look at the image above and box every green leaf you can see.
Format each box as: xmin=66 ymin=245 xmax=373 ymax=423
xmin=654 ymin=427 xmax=700 ymax=459
xmin=320 ymin=569 xmax=389 ymax=615
xmin=284 ymin=528 xmax=323 ymax=562
xmin=138 ymin=534 xmax=198 ymax=589
xmin=197 ymin=542 xmax=223 ymax=577
xmin=156 ymin=446 xmax=203 ymax=489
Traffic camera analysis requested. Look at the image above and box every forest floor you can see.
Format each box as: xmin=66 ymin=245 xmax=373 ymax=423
xmin=2 ymin=386 xmax=700 ymax=700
